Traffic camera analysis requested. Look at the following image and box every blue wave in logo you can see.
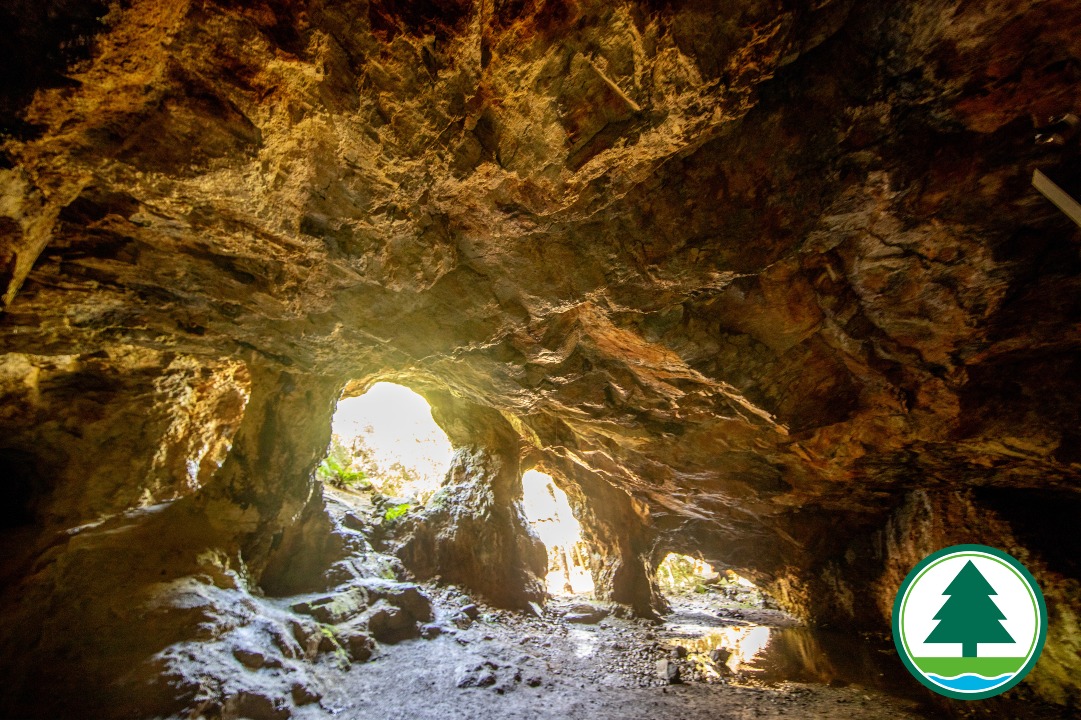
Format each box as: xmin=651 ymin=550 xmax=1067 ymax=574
xmin=928 ymin=673 xmax=1014 ymax=692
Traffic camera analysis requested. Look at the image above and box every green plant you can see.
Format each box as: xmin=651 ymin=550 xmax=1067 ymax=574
xmin=317 ymin=437 xmax=372 ymax=490
xmin=383 ymin=502 xmax=411 ymax=523
xmin=657 ymin=553 xmax=713 ymax=594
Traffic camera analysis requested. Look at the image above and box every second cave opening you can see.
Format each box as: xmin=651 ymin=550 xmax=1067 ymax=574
xmin=520 ymin=469 xmax=595 ymax=597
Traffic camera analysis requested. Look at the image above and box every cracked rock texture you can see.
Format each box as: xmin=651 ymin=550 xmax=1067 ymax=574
xmin=0 ymin=0 xmax=1080 ymax=714
xmin=397 ymin=394 xmax=549 ymax=609
xmin=0 ymin=346 xmax=248 ymax=527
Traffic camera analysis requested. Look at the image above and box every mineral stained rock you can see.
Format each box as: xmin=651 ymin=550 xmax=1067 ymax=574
xmin=0 ymin=0 xmax=1079 ymax=714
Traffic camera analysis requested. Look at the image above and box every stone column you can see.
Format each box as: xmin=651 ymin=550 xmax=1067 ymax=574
xmin=545 ymin=457 xmax=669 ymax=617
xmin=396 ymin=391 xmax=547 ymax=609
xmin=200 ymin=360 xmax=341 ymax=578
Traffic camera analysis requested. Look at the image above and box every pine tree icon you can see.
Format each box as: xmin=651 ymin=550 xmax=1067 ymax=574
xmin=925 ymin=560 xmax=1014 ymax=657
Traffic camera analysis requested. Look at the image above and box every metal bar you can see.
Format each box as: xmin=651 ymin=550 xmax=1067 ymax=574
xmin=1033 ymin=169 xmax=1081 ymax=228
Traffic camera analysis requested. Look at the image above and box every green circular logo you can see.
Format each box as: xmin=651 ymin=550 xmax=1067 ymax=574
xmin=892 ymin=544 xmax=1047 ymax=700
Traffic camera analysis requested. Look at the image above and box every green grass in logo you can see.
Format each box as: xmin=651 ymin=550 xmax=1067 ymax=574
xmin=912 ymin=656 xmax=1025 ymax=677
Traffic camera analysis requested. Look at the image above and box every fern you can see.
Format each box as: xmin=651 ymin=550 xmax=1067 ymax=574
xmin=318 ymin=437 xmax=372 ymax=490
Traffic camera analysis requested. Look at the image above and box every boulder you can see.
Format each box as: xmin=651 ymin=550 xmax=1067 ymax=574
xmin=709 ymin=647 xmax=732 ymax=665
xmin=356 ymin=579 xmax=434 ymax=623
xmin=335 ymin=621 xmax=376 ymax=662
xmin=290 ymin=586 xmax=369 ymax=625
xmin=656 ymin=659 xmax=681 ymax=685
xmin=563 ymin=604 xmax=609 ymax=624
xmin=365 ymin=602 xmax=420 ymax=644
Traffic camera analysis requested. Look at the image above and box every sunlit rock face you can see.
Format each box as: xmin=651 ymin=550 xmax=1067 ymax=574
xmin=1 ymin=0 xmax=1080 ymax=711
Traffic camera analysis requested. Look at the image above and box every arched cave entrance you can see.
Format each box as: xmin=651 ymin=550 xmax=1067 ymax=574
xmin=655 ymin=552 xmax=764 ymax=605
xmin=258 ymin=378 xmax=458 ymax=597
xmin=520 ymin=469 xmax=595 ymax=597
xmin=316 ymin=380 xmax=550 ymax=611
xmin=320 ymin=381 xmax=453 ymax=508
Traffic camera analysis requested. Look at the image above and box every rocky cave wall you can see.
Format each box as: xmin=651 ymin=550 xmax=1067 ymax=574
xmin=533 ymin=449 xmax=670 ymax=617
xmin=0 ymin=0 xmax=1079 ymax=713
xmin=396 ymin=388 xmax=549 ymax=609
xmin=0 ymin=347 xmax=249 ymax=530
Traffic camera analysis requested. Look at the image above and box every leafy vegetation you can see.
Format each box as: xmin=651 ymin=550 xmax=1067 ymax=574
xmin=657 ymin=553 xmax=715 ymax=595
xmin=383 ymin=502 xmax=412 ymax=523
xmin=316 ymin=437 xmax=371 ymax=490
xmin=317 ymin=427 xmax=445 ymax=503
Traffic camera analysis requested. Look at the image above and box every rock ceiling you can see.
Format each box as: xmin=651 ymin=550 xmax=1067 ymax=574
xmin=1 ymin=0 xmax=1079 ymax=617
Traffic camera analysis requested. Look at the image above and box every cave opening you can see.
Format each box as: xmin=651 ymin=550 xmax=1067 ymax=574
xmin=655 ymin=552 xmax=767 ymax=607
xmin=651 ymin=553 xmax=791 ymax=680
xmin=656 ymin=552 xmax=718 ymax=596
xmin=520 ymin=469 xmax=595 ymax=597
xmin=321 ymin=381 xmax=453 ymax=506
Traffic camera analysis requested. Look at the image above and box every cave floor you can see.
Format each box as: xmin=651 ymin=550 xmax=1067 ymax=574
xmin=300 ymin=589 xmax=938 ymax=720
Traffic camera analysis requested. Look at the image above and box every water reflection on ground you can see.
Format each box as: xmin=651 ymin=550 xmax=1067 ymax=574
xmin=663 ymin=606 xmax=925 ymax=702
xmin=738 ymin=626 xmax=913 ymax=697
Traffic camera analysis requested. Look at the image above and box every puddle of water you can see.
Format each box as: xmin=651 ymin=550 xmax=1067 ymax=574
xmin=661 ymin=600 xmax=1063 ymax=719
xmin=668 ymin=624 xmax=928 ymax=702
xmin=670 ymin=625 xmax=772 ymax=673
xmin=742 ymin=628 xmax=908 ymax=691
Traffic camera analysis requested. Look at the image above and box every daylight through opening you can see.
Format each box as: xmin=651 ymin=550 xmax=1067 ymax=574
xmin=656 ymin=552 xmax=763 ymax=598
xmin=657 ymin=553 xmax=717 ymax=595
xmin=655 ymin=553 xmax=793 ymax=681
xmin=520 ymin=470 xmax=594 ymax=596
xmin=321 ymin=382 xmax=453 ymax=503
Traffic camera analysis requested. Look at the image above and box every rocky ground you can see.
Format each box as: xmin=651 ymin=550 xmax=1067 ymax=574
xmin=272 ymin=487 xmax=929 ymax=719
xmin=0 ymin=485 xmax=1069 ymax=719
xmin=231 ymin=486 xmax=1065 ymax=720
xmin=302 ymin=586 xmax=928 ymax=720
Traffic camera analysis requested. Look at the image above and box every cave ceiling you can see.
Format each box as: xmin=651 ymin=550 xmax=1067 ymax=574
xmin=1 ymin=0 xmax=1079 ymax=574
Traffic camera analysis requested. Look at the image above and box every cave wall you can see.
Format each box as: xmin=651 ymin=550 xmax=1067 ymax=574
xmin=397 ymin=443 xmax=548 ymax=609
xmin=763 ymin=489 xmax=1081 ymax=704
xmin=397 ymin=391 xmax=548 ymax=609
xmin=0 ymin=347 xmax=248 ymax=529
xmin=0 ymin=361 xmax=352 ymax=719
xmin=198 ymin=361 xmax=342 ymax=577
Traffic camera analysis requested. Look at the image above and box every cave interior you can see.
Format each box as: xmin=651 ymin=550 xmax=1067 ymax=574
xmin=0 ymin=0 xmax=1079 ymax=718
